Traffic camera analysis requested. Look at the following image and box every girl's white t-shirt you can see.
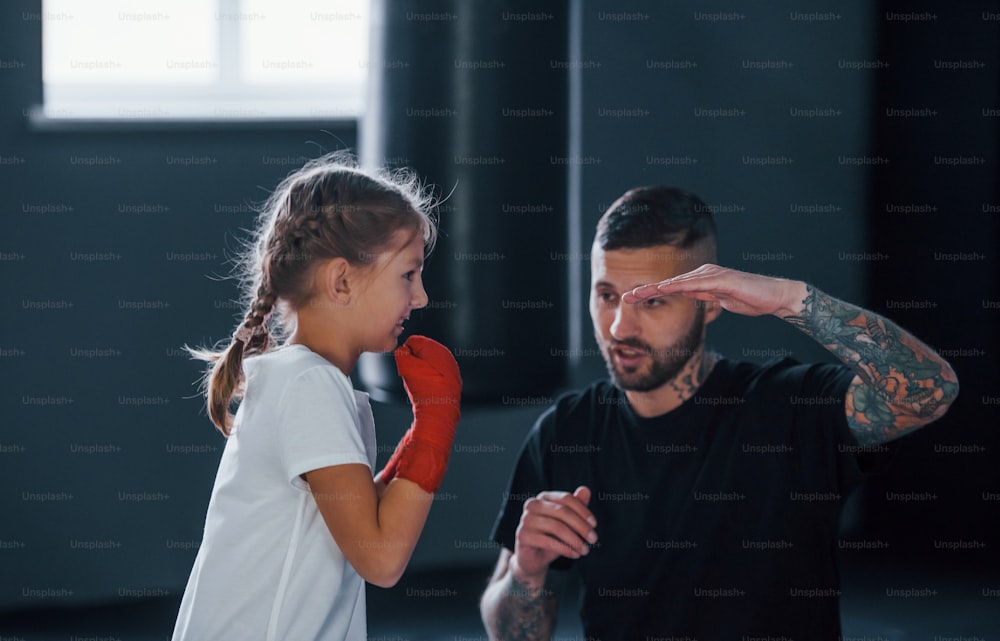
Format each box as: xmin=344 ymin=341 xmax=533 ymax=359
xmin=172 ymin=345 xmax=377 ymax=641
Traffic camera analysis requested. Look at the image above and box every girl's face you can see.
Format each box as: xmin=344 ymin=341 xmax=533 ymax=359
xmin=354 ymin=231 xmax=429 ymax=354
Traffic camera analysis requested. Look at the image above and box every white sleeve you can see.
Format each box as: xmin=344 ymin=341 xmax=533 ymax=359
xmin=276 ymin=365 xmax=372 ymax=490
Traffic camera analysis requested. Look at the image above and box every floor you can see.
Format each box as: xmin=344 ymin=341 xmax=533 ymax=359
xmin=1 ymin=558 xmax=997 ymax=639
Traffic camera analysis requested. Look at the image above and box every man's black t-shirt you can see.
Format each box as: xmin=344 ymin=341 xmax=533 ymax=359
xmin=491 ymin=358 xmax=867 ymax=640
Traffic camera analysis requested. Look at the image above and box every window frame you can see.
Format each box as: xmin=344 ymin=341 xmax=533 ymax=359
xmin=36 ymin=0 xmax=368 ymax=128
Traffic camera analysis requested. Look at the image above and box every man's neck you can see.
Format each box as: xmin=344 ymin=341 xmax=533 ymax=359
xmin=624 ymin=348 xmax=720 ymax=418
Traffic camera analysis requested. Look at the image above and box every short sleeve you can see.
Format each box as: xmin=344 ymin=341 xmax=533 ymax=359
xmin=490 ymin=411 xmax=553 ymax=553
xmin=779 ymin=361 xmax=873 ymax=495
xmin=276 ymin=365 xmax=372 ymax=491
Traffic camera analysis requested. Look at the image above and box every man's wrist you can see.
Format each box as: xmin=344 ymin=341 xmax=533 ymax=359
xmin=508 ymin=554 xmax=549 ymax=596
xmin=774 ymin=279 xmax=810 ymax=319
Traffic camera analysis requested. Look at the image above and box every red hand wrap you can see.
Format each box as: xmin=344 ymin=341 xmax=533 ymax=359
xmin=378 ymin=336 xmax=462 ymax=493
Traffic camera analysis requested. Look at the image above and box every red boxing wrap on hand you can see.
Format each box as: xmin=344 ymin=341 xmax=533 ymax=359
xmin=378 ymin=335 xmax=462 ymax=494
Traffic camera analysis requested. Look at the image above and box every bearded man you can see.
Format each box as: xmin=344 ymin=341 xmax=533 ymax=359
xmin=480 ymin=186 xmax=959 ymax=640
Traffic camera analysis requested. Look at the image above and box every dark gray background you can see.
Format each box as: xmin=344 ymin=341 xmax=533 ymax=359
xmin=2 ymin=0 xmax=996 ymax=631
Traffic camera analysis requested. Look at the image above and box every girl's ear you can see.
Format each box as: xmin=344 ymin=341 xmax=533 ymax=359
xmin=318 ymin=257 xmax=353 ymax=304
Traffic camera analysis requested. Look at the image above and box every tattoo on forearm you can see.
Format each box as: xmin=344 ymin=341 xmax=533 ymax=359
xmin=492 ymin=574 xmax=559 ymax=641
xmin=784 ymin=285 xmax=959 ymax=444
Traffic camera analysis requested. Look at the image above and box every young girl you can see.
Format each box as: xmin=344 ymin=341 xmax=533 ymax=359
xmin=172 ymin=152 xmax=462 ymax=641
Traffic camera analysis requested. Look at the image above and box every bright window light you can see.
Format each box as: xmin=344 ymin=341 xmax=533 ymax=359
xmin=41 ymin=0 xmax=369 ymax=121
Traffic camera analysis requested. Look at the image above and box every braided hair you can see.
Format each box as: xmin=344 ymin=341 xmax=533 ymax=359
xmin=190 ymin=151 xmax=438 ymax=434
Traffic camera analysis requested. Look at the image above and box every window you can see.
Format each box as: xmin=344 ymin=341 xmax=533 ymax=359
xmin=41 ymin=0 xmax=369 ymax=121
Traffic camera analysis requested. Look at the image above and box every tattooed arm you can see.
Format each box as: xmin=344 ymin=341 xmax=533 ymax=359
xmin=481 ymin=487 xmax=597 ymax=641
xmin=624 ymin=265 xmax=960 ymax=445
xmin=481 ymin=548 xmax=560 ymax=641
xmin=779 ymin=282 xmax=958 ymax=443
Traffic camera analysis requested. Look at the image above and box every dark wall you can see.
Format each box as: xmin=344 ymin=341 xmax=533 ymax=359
xmin=2 ymin=0 xmax=368 ymax=608
xmin=2 ymin=0 xmax=995 ymax=616
xmin=862 ymin=0 xmax=999 ymax=557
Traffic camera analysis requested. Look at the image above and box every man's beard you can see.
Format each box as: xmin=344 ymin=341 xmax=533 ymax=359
xmin=601 ymin=306 xmax=705 ymax=392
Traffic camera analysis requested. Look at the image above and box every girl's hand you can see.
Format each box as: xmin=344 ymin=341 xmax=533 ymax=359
xmin=378 ymin=336 xmax=462 ymax=494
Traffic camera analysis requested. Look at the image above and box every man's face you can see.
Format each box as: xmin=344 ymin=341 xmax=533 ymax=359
xmin=589 ymin=243 xmax=709 ymax=391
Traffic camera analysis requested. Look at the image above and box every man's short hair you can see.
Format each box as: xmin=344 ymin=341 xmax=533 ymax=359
xmin=596 ymin=187 xmax=717 ymax=259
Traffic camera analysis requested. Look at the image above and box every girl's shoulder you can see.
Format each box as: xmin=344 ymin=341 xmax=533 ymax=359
xmin=244 ymin=345 xmax=352 ymax=395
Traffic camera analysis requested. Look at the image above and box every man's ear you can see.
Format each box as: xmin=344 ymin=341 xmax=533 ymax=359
xmin=318 ymin=257 xmax=353 ymax=305
xmin=701 ymin=298 xmax=724 ymax=324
